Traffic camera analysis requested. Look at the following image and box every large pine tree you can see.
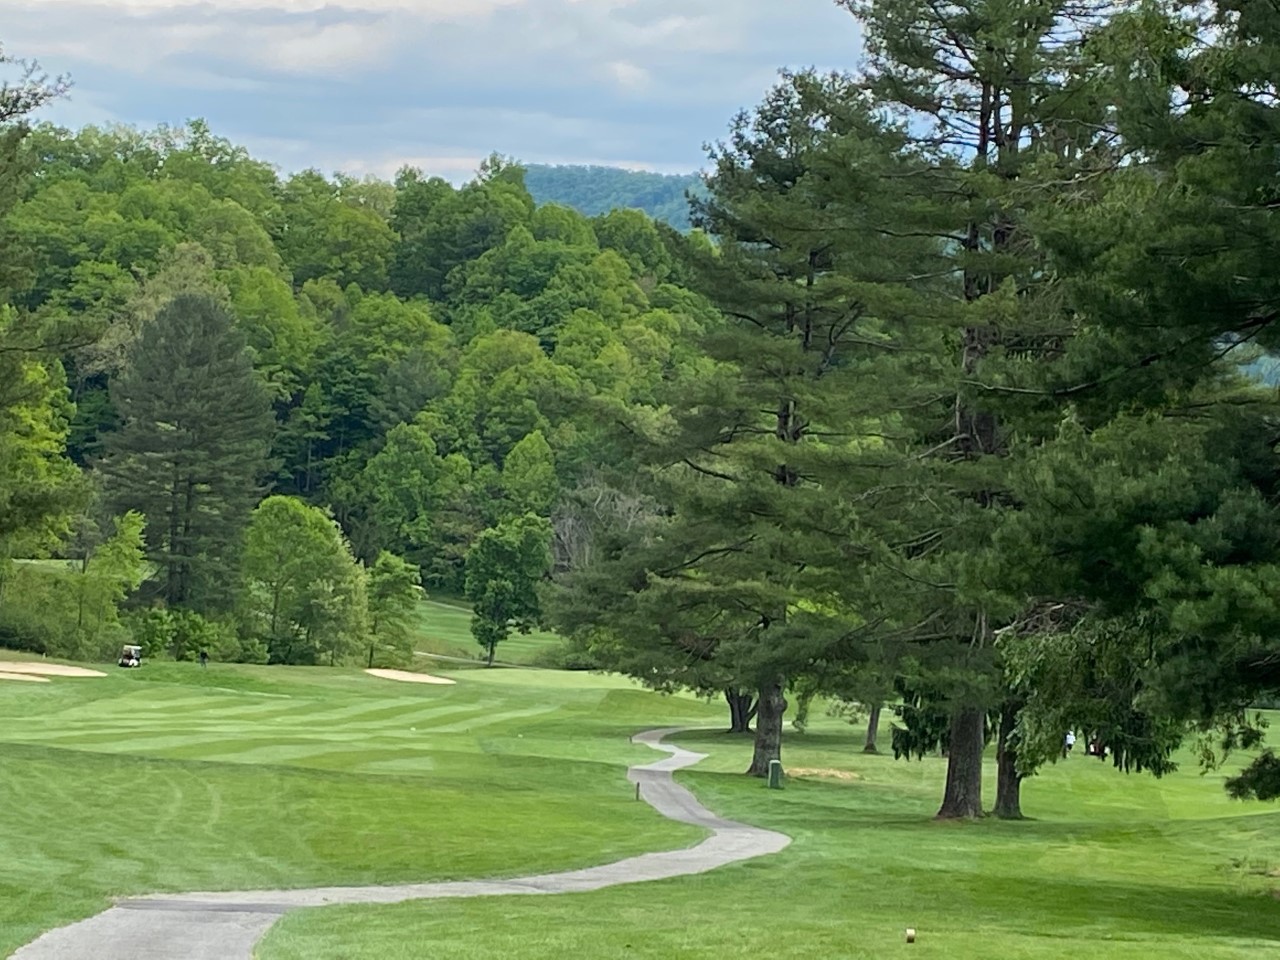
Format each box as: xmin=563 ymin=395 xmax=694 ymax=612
xmin=548 ymin=73 xmax=941 ymax=777
xmin=99 ymin=293 xmax=273 ymax=611
xmin=839 ymin=0 xmax=1127 ymax=818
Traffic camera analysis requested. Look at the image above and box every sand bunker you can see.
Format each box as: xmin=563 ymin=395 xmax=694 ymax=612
xmin=365 ymin=668 xmax=456 ymax=686
xmin=0 ymin=671 xmax=51 ymax=683
xmin=788 ymin=767 xmax=861 ymax=782
xmin=0 ymin=662 xmax=108 ymax=678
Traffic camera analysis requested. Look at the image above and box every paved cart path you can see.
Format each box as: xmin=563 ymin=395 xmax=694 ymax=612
xmin=11 ymin=729 xmax=791 ymax=960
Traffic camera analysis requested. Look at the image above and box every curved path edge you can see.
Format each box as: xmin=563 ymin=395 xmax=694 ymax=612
xmin=11 ymin=728 xmax=790 ymax=960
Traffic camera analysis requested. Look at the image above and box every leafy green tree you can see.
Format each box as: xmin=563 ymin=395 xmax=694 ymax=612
xmin=389 ymin=170 xmax=455 ymax=299
xmin=346 ymin=420 xmax=453 ymax=566
xmin=0 ymin=310 xmax=83 ymax=554
xmin=226 ymin=264 xmax=318 ymax=397
xmin=388 ymin=164 xmax=533 ymax=300
xmin=0 ymin=46 xmax=70 ymax=298
xmin=309 ymin=292 xmax=453 ymax=461
xmin=0 ymin=52 xmax=83 ymax=558
xmin=592 ymin=208 xmax=674 ymax=282
xmin=530 ymin=203 xmax=597 ymax=248
xmin=430 ymin=328 xmax=574 ymax=467
xmin=277 ymin=170 xmax=395 ymax=292
xmin=366 ymin=550 xmax=422 ymax=668
xmin=499 ymin=429 xmax=558 ymax=519
xmin=99 ymin=293 xmax=273 ymax=611
xmin=63 ymin=509 xmax=146 ymax=656
xmin=464 ymin=513 xmax=552 ymax=666
xmin=240 ymin=495 xmax=368 ymax=665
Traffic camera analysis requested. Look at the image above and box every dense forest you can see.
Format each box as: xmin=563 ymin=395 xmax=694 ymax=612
xmin=0 ymin=105 xmax=716 ymax=669
xmin=5 ymin=0 xmax=1280 ymax=819
xmin=523 ymin=165 xmax=703 ymax=231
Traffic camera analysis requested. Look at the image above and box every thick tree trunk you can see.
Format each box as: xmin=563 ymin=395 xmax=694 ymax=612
xmin=725 ymin=689 xmax=757 ymax=734
xmin=746 ymin=680 xmax=787 ymax=777
xmin=863 ymin=703 xmax=883 ymax=754
xmin=993 ymin=701 xmax=1024 ymax=820
xmin=936 ymin=706 xmax=985 ymax=819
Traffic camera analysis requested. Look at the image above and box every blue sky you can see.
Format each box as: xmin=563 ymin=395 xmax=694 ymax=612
xmin=4 ymin=0 xmax=863 ymax=181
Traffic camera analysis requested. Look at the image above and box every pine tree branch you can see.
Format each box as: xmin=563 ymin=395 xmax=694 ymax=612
xmin=679 ymin=458 xmax=738 ymax=483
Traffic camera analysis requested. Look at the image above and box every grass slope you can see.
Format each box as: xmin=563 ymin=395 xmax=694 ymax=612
xmin=260 ymin=717 xmax=1280 ymax=960
xmin=0 ymin=660 xmax=712 ymax=957
xmin=407 ymin=598 xmax=563 ymax=666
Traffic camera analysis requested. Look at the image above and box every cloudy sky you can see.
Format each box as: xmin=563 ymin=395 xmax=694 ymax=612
xmin=3 ymin=0 xmax=863 ymax=181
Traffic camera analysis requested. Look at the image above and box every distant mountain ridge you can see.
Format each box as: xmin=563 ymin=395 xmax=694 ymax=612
xmin=523 ymin=164 xmax=704 ymax=232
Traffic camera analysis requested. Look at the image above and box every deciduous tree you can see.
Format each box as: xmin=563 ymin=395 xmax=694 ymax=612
xmin=464 ymin=512 xmax=552 ymax=666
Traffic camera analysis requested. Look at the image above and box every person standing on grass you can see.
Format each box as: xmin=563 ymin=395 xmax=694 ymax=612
xmin=1064 ymin=730 xmax=1076 ymax=757
xmin=199 ymin=650 xmax=209 ymax=669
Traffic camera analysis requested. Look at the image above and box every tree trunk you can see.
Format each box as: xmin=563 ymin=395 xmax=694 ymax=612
xmin=167 ymin=471 xmax=183 ymax=606
xmin=725 ymin=689 xmax=757 ymax=734
xmin=936 ymin=706 xmax=985 ymax=819
xmin=486 ymin=642 xmax=496 ymax=667
xmin=993 ymin=700 xmax=1024 ymax=820
xmin=863 ymin=703 xmax=883 ymax=754
xmin=746 ymin=680 xmax=787 ymax=777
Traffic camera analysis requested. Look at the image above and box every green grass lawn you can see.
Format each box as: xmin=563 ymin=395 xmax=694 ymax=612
xmin=407 ymin=598 xmax=564 ymax=666
xmin=5 ymin=655 xmax=1279 ymax=960
xmin=259 ymin=714 xmax=1280 ymax=960
xmin=0 ymin=659 xmax=712 ymax=958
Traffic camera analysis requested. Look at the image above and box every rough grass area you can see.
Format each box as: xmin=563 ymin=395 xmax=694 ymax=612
xmin=259 ymin=716 xmax=1280 ymax=960
xmin=406 ymin=598 xmax=564 ymax=666
xmin=0 ymin=660 xmax=711 ymax=958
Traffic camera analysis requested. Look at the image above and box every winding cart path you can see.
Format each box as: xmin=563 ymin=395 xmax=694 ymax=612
xmin=11 ymin=728 xmax=791 ymax=960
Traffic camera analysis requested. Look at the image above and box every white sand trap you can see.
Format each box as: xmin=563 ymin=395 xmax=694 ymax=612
xmin=0 ymin=671 xmax=51 ymax=683
xmin=365 ymin=668 xmax=456 ymax=686
xmin=0 ymin=662 xmax=108 ymax=678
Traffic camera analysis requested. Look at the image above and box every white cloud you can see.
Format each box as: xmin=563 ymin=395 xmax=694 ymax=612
xmin=253 ymin=21 xmax=397 ymax=74
xmin=5 ymin=0 xmax=864 ymax=174
xmin=28 ymin=0 xmax=524 ymax=15
xmin=335 ymin=153 xmax=486 ymax=181
xmin=606 ymin=60 xmax=650 ymax=91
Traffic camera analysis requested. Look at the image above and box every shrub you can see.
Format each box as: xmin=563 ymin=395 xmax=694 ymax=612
xmin=530 ymin=638 xmax=601 ymax=671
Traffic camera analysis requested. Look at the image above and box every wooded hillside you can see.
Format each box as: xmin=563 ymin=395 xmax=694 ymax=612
xmin=523 ymin=164 xmax=703 ymax=231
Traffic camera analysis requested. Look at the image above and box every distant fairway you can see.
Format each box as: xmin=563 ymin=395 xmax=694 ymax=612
xmin=0 ymin=660 xmax=714 ymax=958
xmin=407 ymin=596 xmax=564 ymax=666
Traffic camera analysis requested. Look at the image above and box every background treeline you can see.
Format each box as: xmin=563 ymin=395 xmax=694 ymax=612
xmin=0 ymin=107 xmax=718 ymax=671
xmin=523 ymin=164 xmax=703 ymax=232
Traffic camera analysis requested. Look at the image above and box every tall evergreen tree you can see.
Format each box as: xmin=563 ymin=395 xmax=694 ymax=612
xmin=99 ymin=293 xmax=273 ymax=611
xmin=674 ymin=71 xmax=937 ymax=776
xmin=840 ymin=0 xmax=1126 ymax=818
xmin=983 ymin=0 xmax=1280 ymax=800
xmin=550 ymin=73 xmax=940 ymax=777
